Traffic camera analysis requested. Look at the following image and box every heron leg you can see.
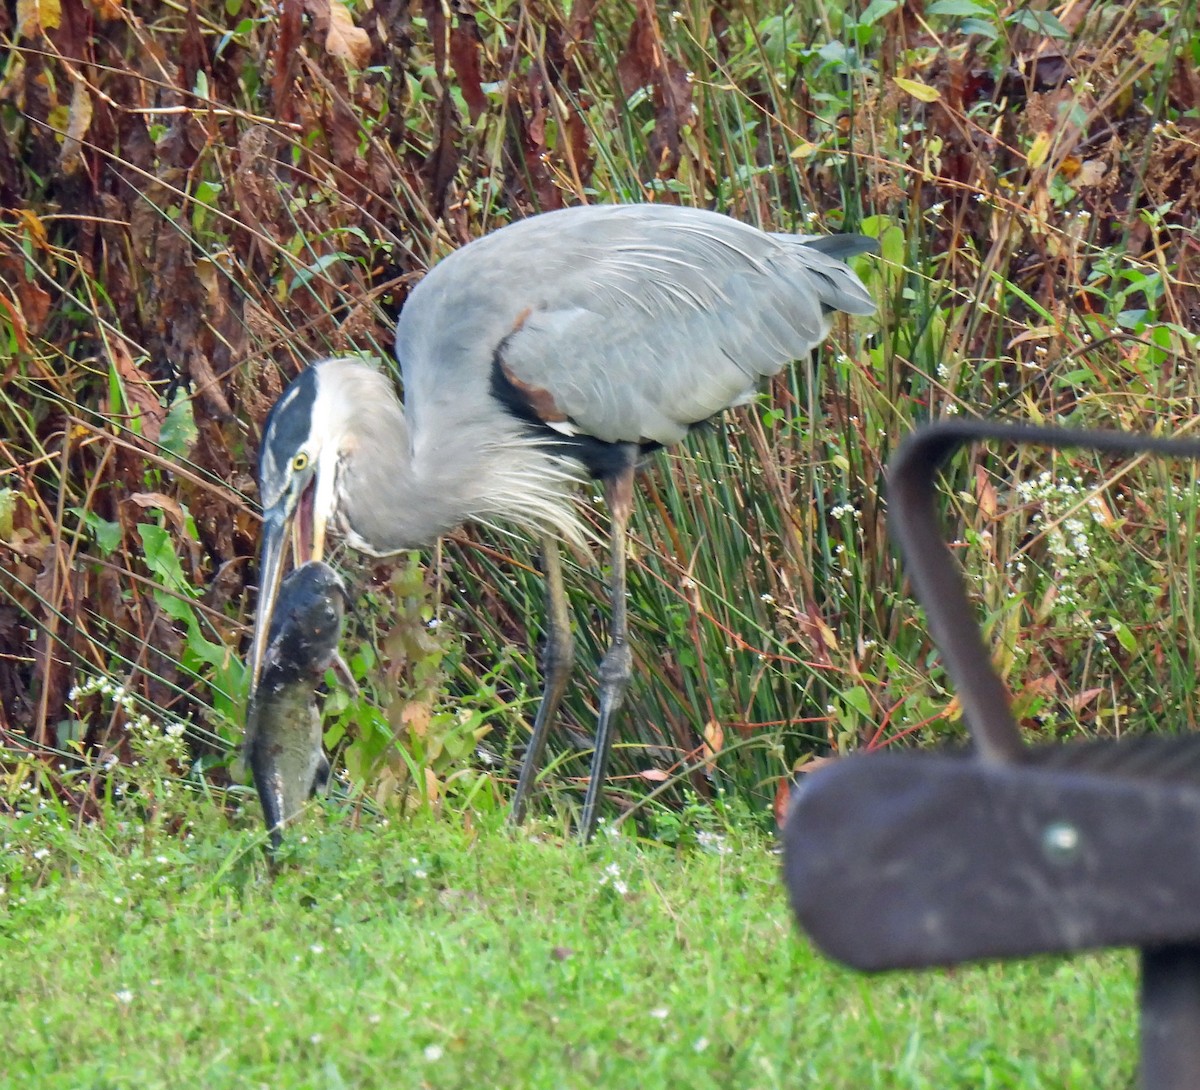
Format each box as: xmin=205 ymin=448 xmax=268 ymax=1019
xmin=510 ymin=534 xmax=574 ymax=825
xmin=579 ymin=459 xmax=637 ymax=841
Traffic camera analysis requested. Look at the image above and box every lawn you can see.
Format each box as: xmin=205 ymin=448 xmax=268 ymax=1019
xmin=1 ymin=812 xmax=1135 ymax=1089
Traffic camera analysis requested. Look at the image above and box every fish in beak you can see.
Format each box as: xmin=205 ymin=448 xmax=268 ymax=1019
xmin=244 ymin=560 xmax=348 ymax=851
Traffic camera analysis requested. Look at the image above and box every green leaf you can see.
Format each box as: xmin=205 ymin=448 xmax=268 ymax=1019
xmin=881 ymin=224 xmax=906 ymax=267
xmin=186 ymin=632 xmax=233 ymax=670
xmin=193 ymin=180 xmax=222 ymax=205
xmin=289 ymin=252 xmax=355 ymax=293
xmin=840 ymin=685 xmax=873 ymax=719
xmin=0 ymin=489 xmax=16 ymax=541
xmin=961 ymin=16 xmax=999 ymax=37
xmin=817 ymin=40 xmax=859 ymax=71
xmin=159 ymin=390 xmax=197 ymax=459
xmin=927 ymin=0 xmax=992 ymax=15
xmin=138 ymin=524 xmax=191 ymax=596
xmin=856 ymin=0 xmax=900 ymax=26
xmin=893 ymin=76 xmax=941 ymax=102
xmin=1110 ymin=619 xmax=1137 ymax=654
xmin=69 ymin=508 xmax=122 ymax=556
xmin=1005 ymin=8 xmax=1070 ymax=38
xmin=1116 ymin=309 xmax=1148 ymax=331
xmin=159 ymin=594 xmax=196 ymax=624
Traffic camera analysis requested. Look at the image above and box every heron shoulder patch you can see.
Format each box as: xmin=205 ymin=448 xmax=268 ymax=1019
xmin=496 ymin=358 xmax=569 ymax=425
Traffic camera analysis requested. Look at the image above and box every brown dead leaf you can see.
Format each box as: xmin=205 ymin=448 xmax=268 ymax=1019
xmin=701 ymin=718 xmax=723 ymax=774
xmin=399 ymin=698 xmax=433 ymax=738
xmin=128 ymin=492 xmax=188 ymax=538
xmin=616 ymin=0 xmax=693 ymax=175
xmin=15 ymin=0 xmax=61 ymax=38
xmin=326 ymin=0 xmax=372 ymax=67
xmin=1075 ymin=159 xmax=1108 ymax=187
xmin=59 ymin=79 xmax=94 ymax=174
xmin=773 ymin=776 xmax=792 ymax=829
xmin=89 ymin=0 xmax=123 ymax=19
xmin=974 ymin=464 xmax=998 ymax=521
xmin=638 ymin=768 xmax=670 ymax=782
xmin=374 ymin=767 xmax=400 ymax=809
xmin=1008 ymin=326 xmax=1056 ymax=348
xmin=187 ymin=348 xmax=234 ymax=423
xmin=14 ymin=277 xmax=50 ymax=339
xmin=179 ymin=1 xmax=206 ymax=106
xmin=15 ymin=208 xmax=48 ymax=250
xmin=1069 ymin=687 xmax=1104 ymax=714
xmin=449 ymin=14 xmax=487 ymax=123
xmin=0 ymin=294 xmax=30 ymax=354
xmin=111 ymin=340 xmax=166 ymax=444
xmin=273 ymin=0 xmax=303 ymax=123
xmin=616 ymin=0 xmax=661 ymax=99
xmin=796 ymin=602 xmax=839 ymax=666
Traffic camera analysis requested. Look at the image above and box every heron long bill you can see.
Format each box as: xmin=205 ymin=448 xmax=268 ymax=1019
xmin=248 ymin=482 xmax=328 ymax=690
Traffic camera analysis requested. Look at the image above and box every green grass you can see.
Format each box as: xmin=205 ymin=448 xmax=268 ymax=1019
xmin=1 ymin=813 xmax=1135 ymax=1089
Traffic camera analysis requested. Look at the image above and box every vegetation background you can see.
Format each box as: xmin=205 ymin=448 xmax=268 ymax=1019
xmin=1 ymin=0 xmax=1198 ymax=832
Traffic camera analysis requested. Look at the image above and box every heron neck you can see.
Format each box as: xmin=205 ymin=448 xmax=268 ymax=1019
xmin=336 ymin=411 xmax=474 ymax=554
xmin=337 ymin=407 xmax=588 ymax=555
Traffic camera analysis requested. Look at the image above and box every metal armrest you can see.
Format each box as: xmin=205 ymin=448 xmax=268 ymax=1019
xmin=782 ymin=420 xmax=1200 ymax=1089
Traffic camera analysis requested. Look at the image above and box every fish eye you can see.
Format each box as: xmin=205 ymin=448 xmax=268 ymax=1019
xmin=292 ymin=451 xmax=310 ymax=472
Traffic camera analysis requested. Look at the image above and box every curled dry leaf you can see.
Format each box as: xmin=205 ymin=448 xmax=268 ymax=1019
xmin=325 ymin=0 xmax=372 ymax=68
xmin=615 ymin=0 xmax=693 ymax=174
xmin=59 ymin=79 xmax=94 ymax=174
xmin=974 ymin=464 xmax=998 ymax=522
xmin=701 ymin=718 xmax=723 ymax=773
xmin=0 ymin=294 xmax=30 ymax=354
xmin=398 ymin=697 xmax=433 ymax=738
xmin=15 ymin=0 xmax=61 ymax=38
xmin=128 ymin=492 xmax=189 ymax=538
xmin=111 ymin=340 xmax=166 ymax=445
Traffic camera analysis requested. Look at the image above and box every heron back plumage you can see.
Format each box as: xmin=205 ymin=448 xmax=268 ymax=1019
xmin=395 ymin=204 xmax=875 ymax=449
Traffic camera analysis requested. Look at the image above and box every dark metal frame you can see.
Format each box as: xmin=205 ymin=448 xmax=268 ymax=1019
xmin=783 ymin=421 xmax=1200 ymax=1088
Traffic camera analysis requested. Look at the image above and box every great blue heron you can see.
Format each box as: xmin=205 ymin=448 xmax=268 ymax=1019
xmin=249 ymin=202 xmax=875 ymax=839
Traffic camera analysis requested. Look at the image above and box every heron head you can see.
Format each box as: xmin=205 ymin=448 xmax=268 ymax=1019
xmin=249 ymin=363 xmax=343 ymax=688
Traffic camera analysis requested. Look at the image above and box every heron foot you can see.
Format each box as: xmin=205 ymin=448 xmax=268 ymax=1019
xmin=579 ymin=637 xmax=632 ymax=840
xmin=510 ymin=537 xmax=574 ymax=826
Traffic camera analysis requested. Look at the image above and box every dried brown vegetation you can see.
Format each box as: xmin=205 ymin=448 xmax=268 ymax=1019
xmin=1 ymin=0 xmax=1198 ymax=826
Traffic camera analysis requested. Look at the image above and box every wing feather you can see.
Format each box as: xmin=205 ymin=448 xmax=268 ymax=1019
xmin=396 ymin=204 xmax=874 ymax=447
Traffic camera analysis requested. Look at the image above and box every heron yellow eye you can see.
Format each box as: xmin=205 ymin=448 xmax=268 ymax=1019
xmin=292 ymin=452 xmax=310 ymax=472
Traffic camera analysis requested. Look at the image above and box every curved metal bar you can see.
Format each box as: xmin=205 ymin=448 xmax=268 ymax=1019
xmin=887 ymin=420 xmax=1200 ymax=765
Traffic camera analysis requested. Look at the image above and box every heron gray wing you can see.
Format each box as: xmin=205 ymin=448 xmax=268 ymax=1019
xmin=395 ymin=204 xmax=875 ymax=448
